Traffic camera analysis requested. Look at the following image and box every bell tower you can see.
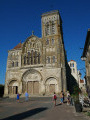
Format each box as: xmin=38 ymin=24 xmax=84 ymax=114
xmin=41 ymin=10 xmax=67 ymax=92
xmin=41 ymin=10 xmax=62 ymax=37
xmin=41 ymin=10 xmax=65 ymax=67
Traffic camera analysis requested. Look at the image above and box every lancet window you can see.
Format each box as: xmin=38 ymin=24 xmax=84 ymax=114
xmin=52 ymin=21 xmax=55 ymax=34
xmin=38 ymin=53 xmax=40 ymax=64
xmin=46 ymin=39 xmax=49 ymax=45
xmin=52 ymin=38 xmax=54 ymax=44
xmin=12 ymin=61 xmax=14 ymax=67
xmin=23 ymin=50 xmax=40 ymax=65
xmin=45 ymin=22 xmax=50 ymax=36
xmin=47 ymin=57 xmax=50 ymax=63
xmin=53 ymin=56 xmax=55 ymax=63
xmin=24 ymin=56 xmax=26 ymax=65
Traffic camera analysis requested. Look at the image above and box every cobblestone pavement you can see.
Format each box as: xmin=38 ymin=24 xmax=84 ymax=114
xmin=0 ymin=97 xmax=89 ymax=120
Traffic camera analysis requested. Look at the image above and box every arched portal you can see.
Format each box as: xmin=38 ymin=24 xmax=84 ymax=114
xmin=8 ymin=80 xmax=18 ymax=94
xmin=45 ymin=77 xmax=58 ymax=94
xmin=22 ymin=69 xmax=42 ymax=95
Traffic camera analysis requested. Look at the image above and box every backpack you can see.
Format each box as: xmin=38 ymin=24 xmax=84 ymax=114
xmin=54 ymin=94 xmax=57 ymax=99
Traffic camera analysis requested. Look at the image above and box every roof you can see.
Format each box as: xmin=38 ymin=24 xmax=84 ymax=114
xmin=68 ymin=60 xmax=75 ymax=62
xmin=70 ymin=60 xmax=75 ymax=62
xmin=80 ymin=80 xmax=84 ymax=83
xmin=82 ymin=29 xmax=90 ymax=57
xmin=41 ymin=10 xmax=59 ymax=17
xmin=23 ymin=34 xmax=39 ymax=47
xmin=13 ymin=42 xmax=22 ymax=49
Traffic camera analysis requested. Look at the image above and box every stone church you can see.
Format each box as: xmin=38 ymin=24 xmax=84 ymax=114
xmin=4 ymin=10 xmax=67 ymax=97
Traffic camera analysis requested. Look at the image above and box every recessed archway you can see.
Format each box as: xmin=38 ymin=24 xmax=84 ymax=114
xmin=45 ymin=77 xmax=58 ymax=94
xmin=22 ymin=69 xmax=42 ymax=95
xmin=8 ymin=80 xmax=18 ymax=94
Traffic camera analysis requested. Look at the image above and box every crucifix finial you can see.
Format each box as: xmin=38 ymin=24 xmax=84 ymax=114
xmin=32 ymin=31 xmax=34 ymax=35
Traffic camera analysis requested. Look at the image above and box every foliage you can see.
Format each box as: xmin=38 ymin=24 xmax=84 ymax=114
xmin=83 ymin=92 xmax=88 ymax=97
xmin=71 ymin=85 xmax=81 ymax=102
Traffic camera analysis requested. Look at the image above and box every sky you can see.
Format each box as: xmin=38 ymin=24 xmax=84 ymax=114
xmin=0 ymin=0 xmax=90 ymax=84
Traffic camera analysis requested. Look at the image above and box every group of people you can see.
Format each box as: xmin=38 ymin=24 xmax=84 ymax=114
xmin=17 ymin=91 xmax=71 ymax=106
xmin=16 ymin=92 xmax=29 ymax=102
xmin=53 ymin=91 xmax=71 ymax=106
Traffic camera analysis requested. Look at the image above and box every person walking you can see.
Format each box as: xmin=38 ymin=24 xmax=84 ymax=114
xmin=17 ymin=93 xmax=20 ymax=102
xmin=53 ymin=92 xmax=57 ymax=107
xmin=25 ymin=92 xmax=29 ymax=101
xmin=60 ymin=91 xmax=64 ymax=104
xmin=67 ymin=91 xmax=70 ymax=105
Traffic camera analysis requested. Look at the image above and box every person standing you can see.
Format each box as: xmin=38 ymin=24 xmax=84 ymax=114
xmin=67 ymin=91 xmax=70 ymax=105
xmin=60 ymin=91 xmax=64 ymax=104
xmin=25 ymin=92 xmax=29 ymax=101
xmin=17 ymin=93 xmax=19 ymax=102
xmin=53 ymin=92 xmax=57 ymax=107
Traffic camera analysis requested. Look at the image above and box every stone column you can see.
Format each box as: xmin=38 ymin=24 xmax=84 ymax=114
xmin=4 ymin=71 xmax=9 ymax=97
xmin=4 ymin=82 xmax=9 ymax=96
xmin=26 ymin=82 xmax=28 ymax=92
xmin=18 ymin=82 xmax=22 ymax=94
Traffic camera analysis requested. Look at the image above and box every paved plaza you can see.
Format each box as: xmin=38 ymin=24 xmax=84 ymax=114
xmin=0 ymin=97 xmax=89 ymax=120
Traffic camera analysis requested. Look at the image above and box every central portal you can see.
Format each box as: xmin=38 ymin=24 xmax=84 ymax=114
xmin=28 ymin=81 xmax=39 ymax=94
xmin=22 ymin=69 xmax=41 ymax=95
xmin=50 ymin=84 xmax=55 ymax=94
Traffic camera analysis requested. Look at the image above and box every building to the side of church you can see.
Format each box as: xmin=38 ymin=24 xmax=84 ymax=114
xmin=81 ymin=29 xmax=90 ymax=97
xmin=68 ymin=60 xmax=79 ymax=83
xmin=68 ymin=60 xmax=86 ymax=92
xmin=4 ymin=10 xmax=67 ymax=97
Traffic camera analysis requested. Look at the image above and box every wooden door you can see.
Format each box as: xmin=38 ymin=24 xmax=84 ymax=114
xmin=28 ymin=82 xmax=33 ymax=94
xmin=50 ymin=84 xmax=55 ymax=94
xmin=33 ymin=81 xmax=39 ymax=94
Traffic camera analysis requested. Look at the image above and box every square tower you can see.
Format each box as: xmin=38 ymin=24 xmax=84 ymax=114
xmin=41 ymin=10 xmax=67 ymax=92
xmin=41 ymin=10 xmax=65 ymax=68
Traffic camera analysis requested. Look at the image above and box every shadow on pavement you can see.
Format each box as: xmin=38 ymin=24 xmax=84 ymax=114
xmin=1 ymin=107 xmax=48 ymax=120
xmin=56 ymin=103 xmax=62 ymax=106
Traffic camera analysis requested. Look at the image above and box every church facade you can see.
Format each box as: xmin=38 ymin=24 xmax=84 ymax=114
xmin=4 ymin=10 xmax=67 ymax=97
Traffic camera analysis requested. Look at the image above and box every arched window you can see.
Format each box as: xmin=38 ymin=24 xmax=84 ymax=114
xmin=16 ymin=61 xmax=18 ymax=67
xmin=45 ymin=26 xmax=47 ymax=36
xmin=47 ymin=23 xmax=50 ymax=35
xmin=12 ymin=61 xmax=14 ymax=67
xmin=73 ymin=68 xmax=75 ymax=73
xmin=27 ymin=52 xmax=30 ymax=65
xmin=52 ymin=21 xmax=55 ymax=34
xmin=45 ymin=22 xmax=50 ymax=36
xmin=24 ymin=56 xmax=26 ymax=65
xmin=46 ymin=39 xmax=49 ymax=45
xmin=52 ymin=38 xmax=54 ymax=44
xmin=53 ymin=56 xmax=55 ymax=63
xmin=31 ymin=50 xmax=33 ymax=65
xmin=34 ymin=51 xmax=37 ymax=64
xmin=47 ymin=57 xmax=50 ymax=63
xmin=38 ymin=53 xmax=40 ymax=64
